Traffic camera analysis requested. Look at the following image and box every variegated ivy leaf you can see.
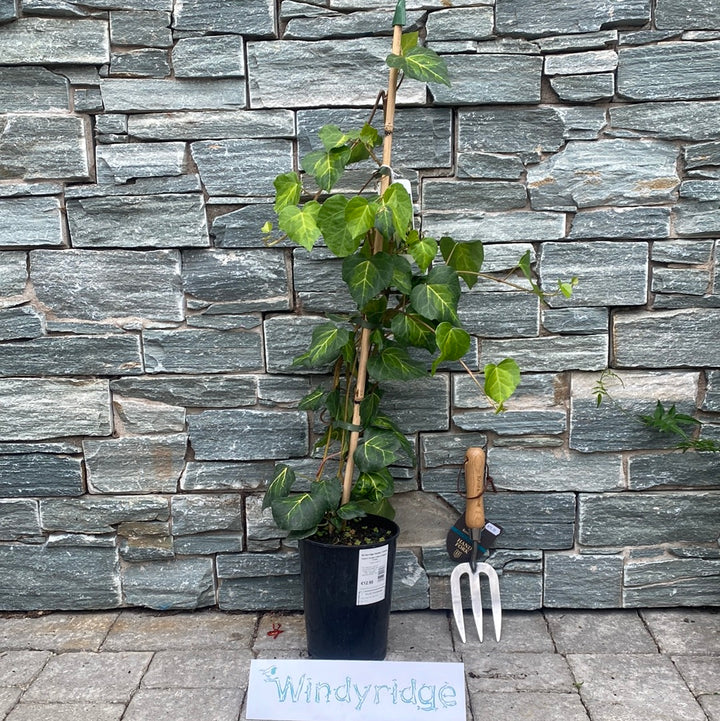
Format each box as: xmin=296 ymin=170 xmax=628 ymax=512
xmin=262 ymin=464 xmax=296 ymax=510
xmin=484 ymin=358 xmax=521 ymax=412
xmin=292 ymin=322 xmax=351 ymax=368
xmin=432 ymin=322 xmax=471 ymax=374
xmin=273 ymin=172 xmax=302 ymax=213
xmin=278 ymin=201 xmax=321 ymax=251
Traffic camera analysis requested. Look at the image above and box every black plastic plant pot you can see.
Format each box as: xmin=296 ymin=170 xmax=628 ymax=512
xmin=299 ymin=514 xmax=399 ymax=660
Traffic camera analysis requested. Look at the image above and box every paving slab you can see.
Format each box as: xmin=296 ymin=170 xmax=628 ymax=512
xmin=0 ymin=612 xmax=118 ymax=651
xmin=701 ymin=694 xmax=720 ymax=721
xmin=545 ymin=610 xmax=658 ymax=653
xmin=253 ymin=613 xmax=307 ymax=657
xmin=23 ymin=651 xmax=152 ymax=703
xmin=5 ymin=703 xmax=125 ymax=721
xmin=0 ymin=689 xmax=21 ymax=719
xmin=142 ymin=649 xmax=252 ymax=688
xmin=463 ymin=650 xmax=576 ymax=693
xmin=567 ymin=653 xmax=707 ymax=721
xmin=103 ymin=609 xmax=258 ymax=650
xmin=452 ymin=610 xmax=555 ymax=652
xmin=387 ymin=610 xmax=456 ymax=656
xmin=468 ymin=691 xmax=590 ymax=721
xmin=0 ymin=651 xmax=51 ymax=687
xmin=123 ymin=687 xmax=244 ymax=721
xmin=641 ymin=608 xmax=720 ymax=655
xmin=672 ymin=655 xmax=720 ymax=695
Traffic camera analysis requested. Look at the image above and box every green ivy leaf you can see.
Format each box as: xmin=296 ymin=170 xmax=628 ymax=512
xmin=518 ymin=250 xmax=533 ymax=282
xmin=318 ymin=124 xmax=346 ymax=150
xmin=310 ymin=476 xmax=342 ymax=511
xmin=293 ymin=322 xmax=351 ymax=368
xmin=317 ymin=194 xmax=362 ymax=257
xmin=401 ymin=31 xmax=418 ymax=53
xmin=301 ymin=147 xmax=350 ymax=192
xmin=345 ymin=196 xmax=376 ymax=239
xmin=273 ymin=172 xmax=302 ymax=213
xmin=271 ymin=491 xmax=330 ymax=532
xmin=432 ymin=322 xmax=471 ymax=374
xmin=342 ymin=252 xmax=394 ymax=308
xmin=337 ymin=501 xmax=368 ymax=520
xmin=352 ymin=468 xmax=395 ymax=503
xmin=370 ymin=414 xmax=414 ymax=462
xmin=367 ymin=345 xmax=427 ymax=381
xmin=390 ymin=254 xmax=414 ymax=294
xmin=262 ymin=464 xmax=296 ymax=510
xmin=386 ymin=45 xmax=451 ymax=87
xmin=409 ymin=264 xmax=461 ymax=323
xmin=484 ymin=358 xmax=521 ymax=412
xmin=359 ymin=123 xmax=381 ymax=150
xmin=359 ymin=389 xmax=382 ymax=428
xmin=277 ymin=202 xmax=321 ymax=251
xmin=298 ymin=387 xmax=326 ymax=411
xmin=354 ymin=429 xmax=400 ymax=472
xmin=391 ymin=312 xmax=436 ymax=353
xmin=382 ymin=182 xmax=413 ymax=237
xmin=407 ymin=234 xmax=438 ymax=272
xmin=439 ymin=236 xmax=484 ymax=289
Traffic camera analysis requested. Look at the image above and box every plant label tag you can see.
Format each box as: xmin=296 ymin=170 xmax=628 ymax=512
xmin=356 ymin=544 xmax=389 ymax=606
xmin=247 ymin=658 xmax=466 ymax=721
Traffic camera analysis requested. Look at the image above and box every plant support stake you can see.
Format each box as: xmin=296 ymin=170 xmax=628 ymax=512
xmin=341 ymin=2 xmax=405 ymax=506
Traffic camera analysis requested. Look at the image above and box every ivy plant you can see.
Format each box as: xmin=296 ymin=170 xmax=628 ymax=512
xmin=261 ymin=8 xmax=575 ymax=541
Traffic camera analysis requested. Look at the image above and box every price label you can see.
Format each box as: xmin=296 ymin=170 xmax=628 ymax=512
xmin=356 ymin=545 xmax=389 ymax=606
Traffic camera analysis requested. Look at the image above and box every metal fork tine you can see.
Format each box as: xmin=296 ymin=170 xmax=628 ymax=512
xmin=468 ymin=571 xmax=483 ymax=643
xmin=475 ymin=562 xmax=502 ymax=642
xmin=450 ymin=564 xmax=467 ymax=643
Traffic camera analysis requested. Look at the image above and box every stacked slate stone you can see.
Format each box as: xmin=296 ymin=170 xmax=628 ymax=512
xmin=0 ymin=0 xmax=718 ymax=612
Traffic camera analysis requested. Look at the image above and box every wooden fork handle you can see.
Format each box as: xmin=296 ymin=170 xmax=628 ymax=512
xmin=465 ymin=447 xmax=486 ymax=530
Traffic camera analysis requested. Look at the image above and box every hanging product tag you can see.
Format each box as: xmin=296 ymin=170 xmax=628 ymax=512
xmin=356 ymin=545 xmax=389 ymax=606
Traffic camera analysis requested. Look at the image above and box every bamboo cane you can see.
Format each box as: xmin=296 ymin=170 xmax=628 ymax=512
xmin=340 ymin=16 xmax=404 ymax=506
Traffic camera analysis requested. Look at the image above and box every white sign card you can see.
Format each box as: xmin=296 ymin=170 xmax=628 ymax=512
xmin=246 ymin=659 xmax=466 ymax=721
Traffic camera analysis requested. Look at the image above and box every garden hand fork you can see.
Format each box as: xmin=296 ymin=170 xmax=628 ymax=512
xmin=450 ymin=448 xmax=502 ymax=643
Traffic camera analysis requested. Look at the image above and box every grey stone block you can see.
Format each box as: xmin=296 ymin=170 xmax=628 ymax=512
xmin=100 ymin=79 xmax=245 ymax=113
xmin=0 ymin=500 xmax=40 ymax=541
xmin=41 ymin=496 xmax=169 ymax=534
xmin=0 ymin=17 xmax=109 ymax=64
xmin=248 ymin=38 xmax=426 ymax=108
xmin=381 ymin=376 xmax=450 ymax=433
xmin=143 ymin=328 xmax=262 ymax=374
xmin=67 ymin=194 xmax=208 ymax=248
xmin=496 ymin=0 xmax=650 ymax=35
xmin=118 ymin=521 xmax=173 ymax=562
xmin=211 ymin=204 xmax=277 ymax=248
xmin=703 ymin=370 xmax=720 ymax=412
xmin=182 ymin=249 xmax=290 ymax=308
xmin=488 ymin=448 xmax=624 ymax=492
xmin=454 ymin=371 xmax=560 ymax=410
xmin=685 ymin=140 xmax=720 ymax=169
xmin=675 ymin=198 xmax=720 ymax=237
xmin=190 ymin=138 xmax=292 ymax=197
xmin=550 ymin=73 xmax=615 ymax=102
xmin=432 ymin=54 xmax=542 ymax=105
xmin=538 ymin=30 xmax=618 ymax=53
xmin=458 ymin=291 xmax=539 ymax=338
xmin=566 ymin=654 xmax=707 ymax=721
xmin=613 ymin=308 xmax=720 ymax=367
xmin=109 ymin=49 xmax=171 ymax=78
xmin=454 ymin=409 xmax=567 ymax=436
xmin=579 ymin=491 xmax=720 ymax=546
xmin=527 ymin=139 xmax=679 ymax=211
xmin=173 ymin=534 xmax=243 ymax=555
xmin=656 ymin=0 xmax=720 ymax=29
xmin=0 ymin=307 xmax=44 ymax=341
xmin=173 ymin=0 xmax=275 ymax=36
xmin=422 ymin=210 xmax=567 ymax=243
xmin=0 ymin=334 xmax=143 ymax=378
xmin=96 ymin=143 xmax=186 ymax=184
xmin=618 ymin=41 xmax=720 ymax=101
xmin=84 ymin=435 xmax=186 ymax=494
xmin=569 ymin=206 xmax=671 ymax=239
xmin=425 ymin=7 xmax=494 ymax=41
xmin=423 ymin=180 xmax=527 ymax=212
xmin=652 ymin=266 xmax=710 ymax=295
xmin=610 ymin=100 xmax=720 ymax=141
xmin=0 ymin=544 xmax=121 ymax=610
xmin=297 ymin=107 xmax=452 ymax=169
xmin=109 ymin=10 xmax=171 ymax=47
xmin=542 ymin=307 xmax=608 ymax=334
xmin=244 ymin=494 xmax=283 ymax=552
xmin=544 ymin=553 xmax=623 ymax=607
xmin=218 ymin=574 xmax=302 ymax=611
xmin=129 ymin=110 xmax=293 ymax=141
xmin=0 ymin=251 xmax=26 ymax=296
xmin=628 ymin=452 xmax=720 ymax=490
xmin=172 ymin=36 xmax=244 ymax=78
xmin=113 ymin=397 xmax=185 ymax=435
xmin=390 ymin=549 xmax=429 ymax=610
xmin=481 ymin=334 xmax=608 ymax=372
xmin=570 ymin=371 xmax=699 ymax=452
xmin=180 ymin=462 xmax=272 ymax=492
xmin=0 ymin=0 xmax=18 ymax=23
xmin=0 ymin=454 xmax=82 ymax=498
xmin=457 ymin=152 xmax=524 ymax=180
xmin=284 ymin=8 xmax=425 ymax=39
xmin=539 ymin=241 xmax=648 ymax=307
xmin=545 ymin=49 xmax=618 ymax=75
xmin=0 ymin=378 xmax=111 ymax=442
xmin=188 ymin=409 xmax=308 ymax=461
xmin=0 ymin=196 xmax=64 ymax=247
xmin=122 ymin=557 xmax=215 ymax=609
xmin=30 ymin=249 xmax=183 ymax=322
xmin=264 ymin=314 xmax=332 ymax=372
xmin=0 ymin=114 xmax=91 ymax=182
xmin=171 ymin=494 xmax=243 ymax=536
xmin=111 ymin=374 xmax=257 ymax=408
xmin=0 ymin=66 xmax=69 ymax=111
xmin=258 ymin=375 xmax=311 ymax=406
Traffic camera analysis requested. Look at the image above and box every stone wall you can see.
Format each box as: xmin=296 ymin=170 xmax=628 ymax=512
xmin=0 ymin=0 xmax=719 ymax=612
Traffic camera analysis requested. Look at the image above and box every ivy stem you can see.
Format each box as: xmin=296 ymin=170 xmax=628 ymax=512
xmin=340 ymin=21 xmax=403 ymax=506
